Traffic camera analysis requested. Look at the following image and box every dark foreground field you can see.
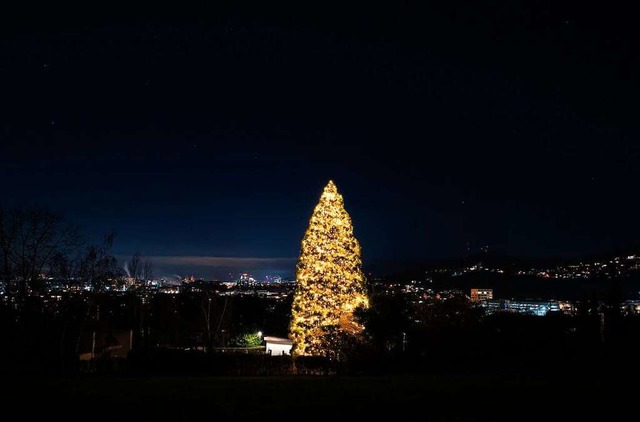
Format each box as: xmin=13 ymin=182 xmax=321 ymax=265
xmin=4 ymin=371 xmax=628 ymax=421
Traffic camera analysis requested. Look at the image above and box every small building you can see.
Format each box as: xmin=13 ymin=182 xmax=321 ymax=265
xmin=263 ymin=336 xmax=292 ymax=356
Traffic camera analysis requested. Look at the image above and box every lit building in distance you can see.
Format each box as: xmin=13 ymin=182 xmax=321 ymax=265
xmin=482 ymin=299 xmax=561 ymax=316
xmin=471 ymin=288 xmax=493 ymax=302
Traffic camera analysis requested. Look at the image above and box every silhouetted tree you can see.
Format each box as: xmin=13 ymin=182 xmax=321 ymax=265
xmin=142 ymin=258 xmax=153 ymax=284
xmin=407 ymin=294 xmax=487 ymax=366
xmin=0 ymin=207 xmax=119 ymax=374
xmin=48 ymin=232 xmax=118 ymax=306
xmin=201 ymin=290 xmax=214 ymax=350
xmin=0 ymin=206 xmax=82 ymax=303
xmin=357 ymin=293 xmax=411 ymax=356
xmin=576 ymin=289 xmax=603 ymax=345
xmin=78 ymin=231 xmax=119 ymax=293
xmin=124 ymin=251 xmax=153 ymax=288
xmin=126 ymin=251 xmax=142 ymax=282
xmin=603 ymin=277 xmax=623 ymax=343
xmin=66 ymin=232 xmax=120 ymax=362
xmin=123 ymin=251 xmax=155 ymax=353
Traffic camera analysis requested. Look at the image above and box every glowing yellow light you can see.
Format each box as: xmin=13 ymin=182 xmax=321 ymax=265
xmin=289 ymin=180 xmax=369 ymax=358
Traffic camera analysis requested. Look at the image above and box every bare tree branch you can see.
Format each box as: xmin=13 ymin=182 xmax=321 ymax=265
xmin=0 ymin=206 xmax=83 ymax=299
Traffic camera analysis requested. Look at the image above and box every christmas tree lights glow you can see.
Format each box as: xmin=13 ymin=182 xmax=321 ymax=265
xmin=289 ymin=180 xmax=369 ymax=358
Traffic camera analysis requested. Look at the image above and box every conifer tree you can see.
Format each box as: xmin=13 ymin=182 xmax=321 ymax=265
xmin=289 ymin=180 xmax=369 ymax=358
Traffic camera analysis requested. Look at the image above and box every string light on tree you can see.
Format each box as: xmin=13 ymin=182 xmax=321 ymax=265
xmin=289 ymin=180 xmax=369 ymax=358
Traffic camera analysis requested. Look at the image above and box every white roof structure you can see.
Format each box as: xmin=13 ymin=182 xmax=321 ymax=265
xmin=263 ymin=336 xmax=293 ymax=356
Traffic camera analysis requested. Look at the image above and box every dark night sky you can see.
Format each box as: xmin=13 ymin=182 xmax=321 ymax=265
xmin=1 ymin=3 xmax=639 ymax=280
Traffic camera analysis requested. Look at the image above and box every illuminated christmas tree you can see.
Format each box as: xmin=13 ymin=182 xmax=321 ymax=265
xmin=289 ymin=180 xmax=369 ymax=358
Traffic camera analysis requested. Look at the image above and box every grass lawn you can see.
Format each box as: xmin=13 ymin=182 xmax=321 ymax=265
xmin=5 ymin=371 xmax=623 ymax=421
